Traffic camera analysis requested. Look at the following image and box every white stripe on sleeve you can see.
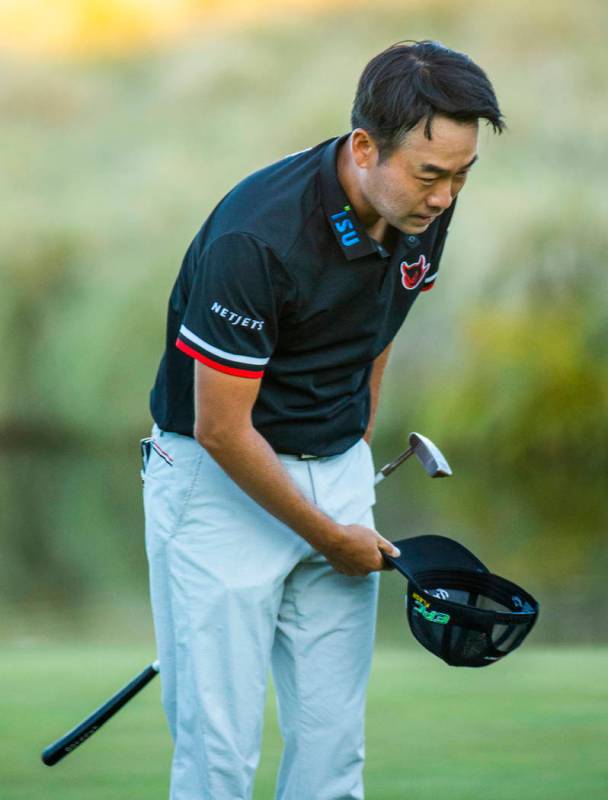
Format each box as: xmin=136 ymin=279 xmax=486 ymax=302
xmin=179 ymin=325 xmax=270 ymax=366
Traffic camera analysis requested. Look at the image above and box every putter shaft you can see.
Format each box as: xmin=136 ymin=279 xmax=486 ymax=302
xmin=374 ymin=447 xmax=414 ymax=485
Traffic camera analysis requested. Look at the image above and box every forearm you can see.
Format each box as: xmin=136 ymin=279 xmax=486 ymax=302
xmin=192 ymin=362 xmax=398 ymax=576
xmin=364 ymin=342 xmax=392 ymax=443
xmin=197 ymin=425 xmax=343 ymax=553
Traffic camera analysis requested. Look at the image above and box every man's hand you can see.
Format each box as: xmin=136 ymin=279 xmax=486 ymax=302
xmin=320 ymin=524 xmax=401 ymax=576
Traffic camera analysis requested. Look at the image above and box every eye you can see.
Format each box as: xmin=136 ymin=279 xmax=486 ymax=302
xmin=418 ymin=177 xmax=435 ymax=185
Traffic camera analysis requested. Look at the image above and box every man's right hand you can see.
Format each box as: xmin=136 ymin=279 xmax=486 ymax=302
xmin=320 ymin=524 xmax=401 ymax=576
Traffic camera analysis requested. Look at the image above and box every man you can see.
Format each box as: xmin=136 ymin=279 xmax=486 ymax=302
xmin=143 ymin=40 xmax=504 ymax=799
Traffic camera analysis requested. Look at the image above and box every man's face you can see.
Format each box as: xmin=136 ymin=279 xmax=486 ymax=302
xmin=354 ymin=115 xmax=479 ymax=234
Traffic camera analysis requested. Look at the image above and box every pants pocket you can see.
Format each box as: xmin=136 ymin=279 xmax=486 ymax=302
xmin=140 ymin=437 xmax=153 ymax=483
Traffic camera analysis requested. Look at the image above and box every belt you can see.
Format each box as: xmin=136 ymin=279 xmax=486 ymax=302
xmin=278 ymin=452 xmax=322 ymax=461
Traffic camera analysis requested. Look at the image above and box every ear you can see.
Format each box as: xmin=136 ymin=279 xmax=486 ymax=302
xmin=350 ymin=128 xmax=379 ymax=169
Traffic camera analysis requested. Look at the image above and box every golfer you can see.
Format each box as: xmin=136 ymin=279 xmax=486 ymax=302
xmin=143 ymin=40 xmax=504 ymax=799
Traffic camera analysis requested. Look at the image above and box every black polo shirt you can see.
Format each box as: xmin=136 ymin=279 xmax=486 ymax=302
xmin=150 ymin=134 xmax=457 ymax=456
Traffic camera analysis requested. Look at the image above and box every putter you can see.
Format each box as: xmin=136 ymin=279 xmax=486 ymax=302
xmin=41 ymin=432 xmax=451 ymax=766
xmin=374 ymin=431 xmax=452 ymax=484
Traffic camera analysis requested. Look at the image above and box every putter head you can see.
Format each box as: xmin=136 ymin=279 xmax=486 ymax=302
xmin=409 ymin=432 xmax=452 ymax=477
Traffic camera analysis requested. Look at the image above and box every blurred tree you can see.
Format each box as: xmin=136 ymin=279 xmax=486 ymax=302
xmin=426 ymin=212 xmax=608 ymax=471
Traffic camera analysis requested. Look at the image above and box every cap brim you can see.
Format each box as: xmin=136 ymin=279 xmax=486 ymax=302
xmin=385 ymin=535 xmax=488 ymax=581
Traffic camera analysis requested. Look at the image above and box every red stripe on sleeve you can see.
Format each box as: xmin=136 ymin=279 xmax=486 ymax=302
xmin=175 ymin=338 xmax=265 ymax=379
xmin=420 ymin=282 xmax=435 ymax=293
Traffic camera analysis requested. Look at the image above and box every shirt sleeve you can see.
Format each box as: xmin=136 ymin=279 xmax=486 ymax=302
xmin=176 ymin=232 xmax=281 ymax=379
xmin=420 ymin=199 xmax=457 ymax=293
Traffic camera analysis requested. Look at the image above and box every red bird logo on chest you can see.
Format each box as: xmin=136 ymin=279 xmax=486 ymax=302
xmin=400 ymin=255 xmax=430 ymax=290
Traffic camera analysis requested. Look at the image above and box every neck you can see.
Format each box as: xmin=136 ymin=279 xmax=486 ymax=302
xmin=336 ymin=134 xmax=383 ymax=232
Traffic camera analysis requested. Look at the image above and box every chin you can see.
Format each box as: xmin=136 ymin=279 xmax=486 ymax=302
xmin=401 ymin=219 xmax=431 ymax=234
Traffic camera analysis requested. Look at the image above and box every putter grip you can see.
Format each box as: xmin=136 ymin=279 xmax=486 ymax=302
xmin=41 ymin=662 xmax=159 ymax=766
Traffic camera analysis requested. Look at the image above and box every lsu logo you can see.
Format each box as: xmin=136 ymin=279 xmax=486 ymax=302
xmin=331 ymin=207 xmax=360 ymax=248
xmin=400 ymin=255 xmax=430 ymax=290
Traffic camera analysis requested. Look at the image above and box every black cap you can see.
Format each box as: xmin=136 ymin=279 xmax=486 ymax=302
xmin=384 ymin=535 xmax=539 ymax=667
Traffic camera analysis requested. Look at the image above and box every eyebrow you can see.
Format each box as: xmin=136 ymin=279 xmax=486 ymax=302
xmin=418 ymin=154 xmax=479 ymax=176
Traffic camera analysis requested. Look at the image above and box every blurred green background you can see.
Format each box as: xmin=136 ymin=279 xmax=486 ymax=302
xmin=1 ymin=0 xmax=607 ymax=796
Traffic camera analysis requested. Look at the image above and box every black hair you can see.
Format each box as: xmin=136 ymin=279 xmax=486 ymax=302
xmin=351 ymin=40 xmax=505 ymax=160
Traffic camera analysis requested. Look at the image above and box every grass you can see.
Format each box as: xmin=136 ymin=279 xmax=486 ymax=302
xmin=1 ymin=643 xmax=606 ymax=799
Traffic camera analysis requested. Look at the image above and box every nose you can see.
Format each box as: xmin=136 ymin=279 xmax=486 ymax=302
xmin=426 ymin=180 xmax=454 ymax=212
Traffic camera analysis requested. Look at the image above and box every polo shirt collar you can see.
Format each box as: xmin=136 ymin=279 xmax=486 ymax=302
xmin=320 ymin=135 xmax=380 ymax=261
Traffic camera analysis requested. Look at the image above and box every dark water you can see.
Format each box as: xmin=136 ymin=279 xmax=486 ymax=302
xmin=1 ymin=441 xmax=606 ymax=644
